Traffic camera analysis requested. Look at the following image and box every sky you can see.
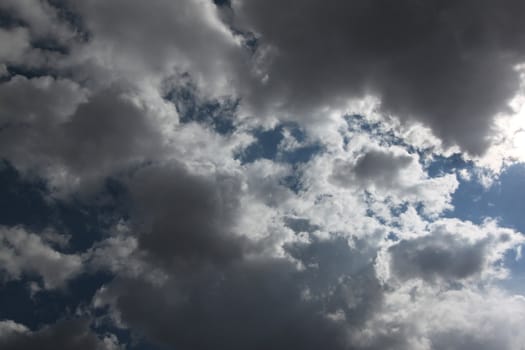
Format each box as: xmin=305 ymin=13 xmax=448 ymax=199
xmin=0 ymin=1 xmax=525 ymax=349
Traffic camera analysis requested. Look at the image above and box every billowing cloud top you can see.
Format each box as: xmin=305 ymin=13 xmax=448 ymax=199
xmin=0 ymin=1 xmax=524 ymax=349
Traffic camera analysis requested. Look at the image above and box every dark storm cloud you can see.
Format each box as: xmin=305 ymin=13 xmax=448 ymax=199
xmin=0 ymin=318 xmax=118 ymax=350
xmin=98 ymin=236 xmax=384 ymax=350
xmin=331 ymin=149 xmax=413 ymax=188
xmin=126 ymin=163 xmax=248 ymax=267
xmin=233 ymin=0 xmax=525 ymax=154
xmin=389 ymin=233 xmax=488 ymax=282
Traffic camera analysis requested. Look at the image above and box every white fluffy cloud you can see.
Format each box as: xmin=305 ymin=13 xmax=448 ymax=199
xmin=354 ymin=285 xmax=525 ymax=350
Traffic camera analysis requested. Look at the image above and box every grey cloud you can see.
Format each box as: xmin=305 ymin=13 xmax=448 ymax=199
xmin=126 ymin=163 xmax=248 ymax=267
xmin=0 ymin=0 xmax=79 ymax=73
xmin=283 ymin=217 xmax=320 ymax=234
xmin=0 ymin=318 xmax=119 ymax=350
xmin=53 ymin=87 xmax=161 ymax=174
xmin=232 ymin=0 xmax=525 ymax=154
xmin=3 ymin=0 xmax=525 ymax=160
xmin=97 ymin=234 xmax=384 ymax=350
xmin=353 ymin=151 xmax=413 ymax=181
xmin=286 ymin=237 xmax=383 ymax=326
xmin=243 ymin=162 xmax=295 ymax=207
xmin=387 ymin=220 xmax=523 ymax=284
xmin=0 ymin=28 xmax=30 ymax=63
xmin=0 ymin=75 xmax=83 ymax=126
xmin=331 ymin=150 xmax=413 ymax=189
xmin=0 ymin=76 xmax=163 ymax=188
xmin=85 ymin=132 xmax=461 ymax=350
xmin=66 ymin=0 xmax=247 ymax=95
xmin=105 ymin=259 xmax=348 ymax=350
xmin=0 ymin=0 xmax=75 ymax=42
xmin=1 ymin=2 xmax=524 ymax=350
xmin=0 ymin=226 xmax=82 ymax=289
xmin=389 ymin=233 xmax=488 ymax=283
xmin=431 ymin=331 xmax=511 ymax=350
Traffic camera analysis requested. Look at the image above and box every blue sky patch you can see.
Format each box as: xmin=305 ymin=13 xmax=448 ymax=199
xmin=237 ymin=124 xmax=323 ymax=165
xmin=450 ymin=163 xmax=525 ymax=232
xmin=164 ymin=82 xmax=237 ymax=135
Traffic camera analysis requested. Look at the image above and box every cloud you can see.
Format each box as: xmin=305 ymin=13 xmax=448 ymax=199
xmin=331 ymin=149 xmax=414 ymax=189
xmin=355 ymin=286 xmax=525 ymax=350
xmin=0 ymin=0 xmax=76 ymax=42
xmin=94 ymin=235 xmax=383 ymax=350
xmin=242 ymin=159 xmax=295 ymax=206
xmin=0 ymin=76 xmax=167 ymax=192
xmin=66 ymin=0 xmax=246 ymax=96
xmin=97 ymin=260 xmax=349 ymax=350
xmin=386 ymin=219 xmax=524 ymax=283
xmin=125 ymin=162 xmax=248 ymax=267
xmin=232 ymin=0 xmax=525 ymax=154
xmin=0 ymin=28 xmax=30 ymax=63
xmin=327 ymin=145 xmax=458 ymax=217
xmin=390 ymin=233 xmax=488 ymax=282
xmin=0 ymin=226 xmax=82 ymax=289
xmin=0 ymin=1 xmax=524 ymax=349
xmin=0 ymin=318 xmax=121 ymax=350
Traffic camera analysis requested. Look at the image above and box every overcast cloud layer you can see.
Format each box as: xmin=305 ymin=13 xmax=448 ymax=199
xmin=0 ymin=1 xmax=525 ymax=349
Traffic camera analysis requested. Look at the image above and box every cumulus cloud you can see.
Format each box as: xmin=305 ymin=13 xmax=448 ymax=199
xmin=232 ymin=0 xmax=525 ymax=155
xmin=65 ymin=0 xmax=246 ymax=96
xmin=0 ymin=0 xmax=76 ymax=42
xmin=0 ymin=28 xmax=30 ymax=63
xmin=0 ymin=1 xmax=524 ymax=349
xmin=385 ymin=219 xmax=524 ymax=284
xmin=0 ymin=75 xmax=169 ymax=192
xmin=94 ymin=234 xmax=383 ymax=350
xmin=331 ymin=149 xmax=414 ymax=189
xmin=0 ymin=318 xmax=121 ymax=350
xmin=355 ymin=286 xmax=525 ymax=350
xmin=124 ymin=162 xmax=249 ymax=267
xmin=326 ymin=143 xmax=458 ymax=218
xmin=0 ymin=226 xmax=82 ymax=289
